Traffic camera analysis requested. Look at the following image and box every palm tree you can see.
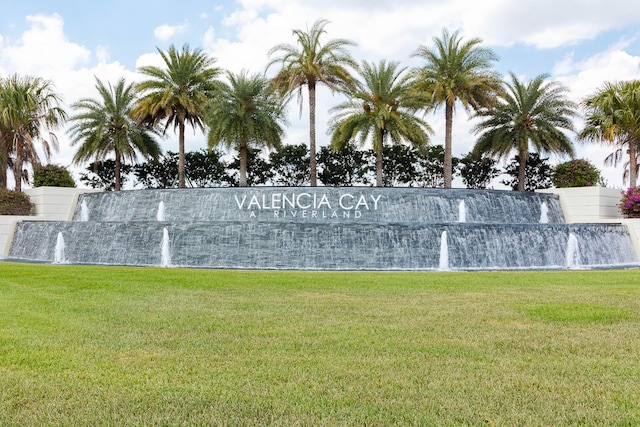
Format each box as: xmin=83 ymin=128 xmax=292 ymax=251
xmin=412 ymin=28 xmax=501 ymax=188
xmin=329 ymin=60 xmax=433 ymax=187
xmin=134 ymin=44 xmax=221 ymax=188
xmin=206 ymin=71 xmax=287 ymax=187
xmin=472 ymin=72 xmax=576 ymax=191
xmin=0 ymin=74 xmax=66 ymax=191
xmin=68 ymin=77 xmax=162 ymax=191
xmin=579 ymin=80 xmax=640 ymax=187
xmin=268 ymin=18 xmax=357 ymax=186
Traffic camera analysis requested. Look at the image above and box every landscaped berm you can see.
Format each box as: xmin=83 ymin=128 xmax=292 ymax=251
xmin=1 ymin=264 xmax=639 ymax=425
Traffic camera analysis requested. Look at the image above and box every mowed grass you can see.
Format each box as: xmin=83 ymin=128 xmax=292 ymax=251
xmin=1 ymin=263 xmax=639 ymax=426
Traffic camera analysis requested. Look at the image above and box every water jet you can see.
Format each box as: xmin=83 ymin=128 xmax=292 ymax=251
xmin=439 ymin=231 xmax=449 ymax=271
xmin=80 ymin=200 xmax=89 ymax=222
xmin=54 ymin=232 xmax=65 ymax=264
xmin=157 ymin=201 xmax=166 ymax=222
xmin=566 ymin=233 xmax=581 ymax=269
xmin=161 ymin=227 xmax=171 ymax=267
xmin=540 ymin=201 xmax=549 ymax=224
xmin=458 ymin=200 xmax=466 ymax=223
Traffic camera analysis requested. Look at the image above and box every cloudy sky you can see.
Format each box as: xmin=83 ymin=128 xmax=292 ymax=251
xmin=1 ymin=0 xmax=639 ymax=188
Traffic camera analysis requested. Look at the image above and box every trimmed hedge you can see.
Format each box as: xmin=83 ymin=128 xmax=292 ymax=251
xmin=551 ymin=159 xmax=601 ymax=188
xmin=0 ymin=189 xmax=35 ymax=215
xmin=33 ymin=164 xmax=76 ymax=188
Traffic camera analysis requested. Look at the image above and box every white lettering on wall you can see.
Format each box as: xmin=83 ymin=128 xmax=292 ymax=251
xmin=234 ymin=192 xmax=383 ymax=220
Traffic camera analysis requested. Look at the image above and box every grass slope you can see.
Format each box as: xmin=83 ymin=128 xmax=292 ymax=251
xmin=1 ymin=262 xmax=639 ymax=426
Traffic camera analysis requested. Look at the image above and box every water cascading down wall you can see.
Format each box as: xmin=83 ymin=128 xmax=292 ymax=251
xmin=7 ymin=187 xmax=639 ymax=270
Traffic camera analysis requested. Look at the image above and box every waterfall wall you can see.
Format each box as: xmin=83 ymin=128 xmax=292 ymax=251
xmin=7 ymin=188 xmax=638 ymax=271
xmin=70 ymin=188 xmax=566 ymax=224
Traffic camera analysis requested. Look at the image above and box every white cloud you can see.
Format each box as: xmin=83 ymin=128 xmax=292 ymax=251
xmin=1 ymin=14 xmax=91 ymax=75
xmin=227 ymin=0 xmax=640 ymax=54
xmin=135 ymin=52 xmax=166 ymax=69
xmin=153 ymin=23 xmax=188 ymax=42
xmin=202 ymin=26 xmax=216 ymax=50
xmin=453 ymin=0 xmax=640 ymax=49
xmin=554 ymin=47 xmax=640 ymax=102
xmin=95 ymin=45 xmax=110 ymax=63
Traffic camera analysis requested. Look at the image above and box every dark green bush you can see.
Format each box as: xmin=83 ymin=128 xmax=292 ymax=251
xmin=0 ymin=189 xmax=35 ymax=215
xmin=551 ymin=159 xmax=601 ymax=188
xmin=33 ymin=164 xmax=76 ymax=188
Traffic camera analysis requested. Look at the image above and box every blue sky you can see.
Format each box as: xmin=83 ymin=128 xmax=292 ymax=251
xmin=1 ymin=0 xmax=639 ymax=188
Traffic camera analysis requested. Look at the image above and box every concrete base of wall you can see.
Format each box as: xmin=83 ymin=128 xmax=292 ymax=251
xmin=537 ymin=187 xmax=623 ymax=223
xmin=1 ymin=187 xmax=99 ymax=257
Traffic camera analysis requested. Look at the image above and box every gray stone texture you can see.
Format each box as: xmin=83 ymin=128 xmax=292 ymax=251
xmin=8 ymin=188 xmax=638 ymax=270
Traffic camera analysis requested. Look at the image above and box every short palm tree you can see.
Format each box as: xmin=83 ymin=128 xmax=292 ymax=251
xmin=579 ymin=80 xmax=640 ymax=187
xmin=412 ymin=28 xmax=501 ymax=189
xmin=0 ymin=74 xmax=66 ymax=191
xmin=206 ymin=71 xmax=287 ymax=187
xmin=69 ymin=77 xmax=162 ymax=191
xmin=472 ymin=72 xmax=577 ymax=191
xmin=134 ymin=44 xmax=221 ymax=188
xmin=329 ymin=60 xmax=433 ymax=187
xmin=268 ymin=18 xmax=357 ymax=186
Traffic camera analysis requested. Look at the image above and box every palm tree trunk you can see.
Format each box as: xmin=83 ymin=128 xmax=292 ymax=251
xmin=376 ymin=129 xmax=384 ymax=187
xmin=0 ymin=140 xmax=6 ymax=190
xmin=444 ymin=101 xmax=454 ymax=189
xmin=629 ymin=143 xmax=638 ymax=188
xmin=518 ymin=150 xmax=528 ymax=191
xmin=14 ymin=140 xmax=22 ymax=192
xmin=178 ymin=120 xmax=186 ymax=188
xmin=0 ymin=164 xmax=5 ymax=190
xmin=308 ymin=80 xmax=317 ymax=187
xmin=114 ymin=150 xmax=122 ymax=191
xmin=239 ymin=143 xmax=248 ymax=187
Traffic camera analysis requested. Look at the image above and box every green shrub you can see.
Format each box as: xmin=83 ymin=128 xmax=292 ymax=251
xmin=551 ymin=159 xmax=601 ymax=188
xmin=33 ymin=164 xmax=76 ymax=188
xmin=0 ymin=189 xmax=35 ymax=215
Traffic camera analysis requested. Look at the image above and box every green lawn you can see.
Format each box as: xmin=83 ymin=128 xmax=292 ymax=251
xmin=1 ymin=262 xmax=639 ymax=426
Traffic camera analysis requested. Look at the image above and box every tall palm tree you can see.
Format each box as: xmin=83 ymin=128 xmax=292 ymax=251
xmin=412 ymin=28 xmax=501 ymax=188
xmin=329 ymin=60 xmax=433 ymax=187
xmin=134 ymin=44 xmax=221 ymax=188
xmin=268 ymin=18 xmax=357 ymax=186
xmin=206 ymin=71 xmax=287 ymax=187
xmin=68 ymin=77 xmax=162 ymax=191
xmin=579 ymin=80 xmax=640 ymax=187
xmin=0 ymin=74 xmax=66 ymax=191
xmin=472 ymin=72 xmax=576 ymax=191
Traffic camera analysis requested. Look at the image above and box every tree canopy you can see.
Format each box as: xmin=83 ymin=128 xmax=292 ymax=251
xmin=2 ymin=24 xmax=636 ymax=192
xmin=268 ymin=19 xmax=357 ymax=186
xmin=134 ymin=44 xmax=221 ymax=188
xmin=473 ymin=72 xmax=576 ymax=191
